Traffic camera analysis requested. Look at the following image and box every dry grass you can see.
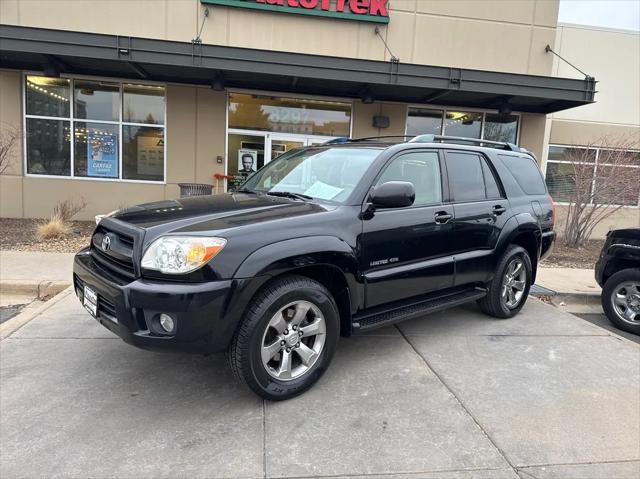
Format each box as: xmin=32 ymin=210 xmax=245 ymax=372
xmin=52 ymin=198 xmax=87 ymax=223
xmin=37 ymin=214 xmax=72 ymax=240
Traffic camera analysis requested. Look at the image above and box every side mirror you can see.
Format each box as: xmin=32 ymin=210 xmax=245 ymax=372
xmin=370 ymin=181 xmax=415 ymax=209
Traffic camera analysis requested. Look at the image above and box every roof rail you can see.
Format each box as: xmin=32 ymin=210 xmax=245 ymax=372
xmin=409 ymin=134 xmax=524 ymax=152
xmin=322 ymin=135 xmax=414 ymax=145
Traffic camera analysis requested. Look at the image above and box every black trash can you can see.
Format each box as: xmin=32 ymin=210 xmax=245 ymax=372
xmin=178 ymin=183 xmax=213 ymax=198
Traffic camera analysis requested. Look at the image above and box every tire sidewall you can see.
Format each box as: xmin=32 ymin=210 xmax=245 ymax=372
xmin=496 ymin=246 xmax=533 ymax=317
xmin=601 ymin=268 xmax=640 ymax=334
xmin=246 ymin=281 xmax=339 ymax=400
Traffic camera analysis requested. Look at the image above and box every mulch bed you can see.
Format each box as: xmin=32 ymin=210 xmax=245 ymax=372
xmin=0 ymin=217 xmax=605 ymax=267
xmin=0 ymin=218 xmax=95 ymax=253
xmin=541 ymin=238 xmax=605 ymax=269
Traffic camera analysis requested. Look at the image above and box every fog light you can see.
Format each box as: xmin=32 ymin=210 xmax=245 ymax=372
xmin=159 ymin=314 xmax=175 ymax=333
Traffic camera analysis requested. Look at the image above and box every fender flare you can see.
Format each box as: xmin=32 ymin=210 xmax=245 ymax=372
xmin=233 ymin=236 xmax=361 ymax=311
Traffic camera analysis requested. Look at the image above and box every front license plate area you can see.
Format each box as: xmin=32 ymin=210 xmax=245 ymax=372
xmin=83 ymin=285 xmax=98 ymax=317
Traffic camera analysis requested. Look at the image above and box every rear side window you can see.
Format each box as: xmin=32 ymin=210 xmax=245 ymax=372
xmin=499 ymin=154 xmax=547 ymax=195
xmin=446 ymin=152 xmax=501 ymax=202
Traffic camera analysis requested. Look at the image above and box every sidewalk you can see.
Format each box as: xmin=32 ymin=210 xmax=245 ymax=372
xmin=535 ymin=266 xmax=601 ymax=297
xmin=0 ymin=250 xmax=75 ymax=298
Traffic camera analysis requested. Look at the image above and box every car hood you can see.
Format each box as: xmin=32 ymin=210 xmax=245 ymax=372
xmin=110 ymin=192 xmax=333 ymax=234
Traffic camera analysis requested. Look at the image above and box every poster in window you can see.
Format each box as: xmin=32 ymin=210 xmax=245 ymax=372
xmin=238 ymin=149 xmax=258 ymax=175
xmin=87 ymin=130 xmax=118 ymax=177
xmin=137 ymin=136 xmax=164 ymax=177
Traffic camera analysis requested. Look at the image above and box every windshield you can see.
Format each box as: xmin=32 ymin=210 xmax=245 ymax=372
xmin=240 ymin=147 xmax=382 ymax=204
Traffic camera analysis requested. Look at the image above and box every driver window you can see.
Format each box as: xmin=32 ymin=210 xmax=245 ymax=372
xmin=376 ymin=151 xmax=442 ymax=206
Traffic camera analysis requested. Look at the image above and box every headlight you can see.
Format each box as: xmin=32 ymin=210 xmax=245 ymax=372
xmin=141 ymin=236 xmax=226 ymax=274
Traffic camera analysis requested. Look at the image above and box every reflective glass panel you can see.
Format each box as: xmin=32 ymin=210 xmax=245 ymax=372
xmin=229 ymin=93 xmax=351 ymax=136
xmin=26 ymin=118 xmax=71 ymax=176
xmin=123 ymin=84 xmax=165 ymax=125
xmin=74 ymin=122 xmax=119 ymax=178
xmin=74 ymin=80 xmax=119 ymax=122
xmin=25 ymin=76 xmax=70 ymax=118
xmin=122 ymin=126 xmax=164 ymax=181
xmin=444 ymin=111 xmax=482 ymax=138
xmin=406 ymin=108 xmax=443 ymax=137
xmin=483 ymin=114 xmax=518 ymax=143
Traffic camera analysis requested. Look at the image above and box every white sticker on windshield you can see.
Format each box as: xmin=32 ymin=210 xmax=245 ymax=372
xmin=304 ymin=181 xmax=344 ymax=200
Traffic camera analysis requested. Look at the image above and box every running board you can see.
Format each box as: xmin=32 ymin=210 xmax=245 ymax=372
xmin=352 ymin=287 xmax=487 ymax=332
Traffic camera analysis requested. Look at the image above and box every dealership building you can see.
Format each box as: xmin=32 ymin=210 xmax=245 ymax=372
xmin=0 ymin=0 xmax=638 ymax=233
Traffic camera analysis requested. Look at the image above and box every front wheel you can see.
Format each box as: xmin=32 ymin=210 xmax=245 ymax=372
xmin=227 ymin=275 xmax=339 ymax=400
xmin=601 ymin=268 xmax=640 ymax=335
xmin=478 ymin=245 xmax=532 ymax=319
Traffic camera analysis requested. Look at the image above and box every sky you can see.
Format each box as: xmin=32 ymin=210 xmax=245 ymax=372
xmin=558 ymin=0 xmax=640 ymax=31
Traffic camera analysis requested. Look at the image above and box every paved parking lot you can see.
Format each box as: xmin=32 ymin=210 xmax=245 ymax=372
xmin=1 ymin=293 xmax=639 ymax=479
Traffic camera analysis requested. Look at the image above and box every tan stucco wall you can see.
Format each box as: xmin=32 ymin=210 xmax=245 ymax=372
xmin=555 ymin=205 xmax=640 ymax=239
xmin=1 ymin=0 xmax=557 ymax=75
xmin=352 ymin=102 xmax=408 ymax=139
xmin=0 ymin=71 xmax=227 ymax=220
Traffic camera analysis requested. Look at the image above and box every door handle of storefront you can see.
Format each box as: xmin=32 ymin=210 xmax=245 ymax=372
xmin=434 ymin=211 xmax=453 ymax=224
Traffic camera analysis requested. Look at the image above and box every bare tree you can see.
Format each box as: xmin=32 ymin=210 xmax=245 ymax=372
xmin=0 ymin=125 xmax=22 ymax=175
xmin=559 ymin=135 xmax=640 ymax=248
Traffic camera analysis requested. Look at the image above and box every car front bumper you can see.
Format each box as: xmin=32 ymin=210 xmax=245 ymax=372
xmin=73 ymin=248 xmax=263 ymax=354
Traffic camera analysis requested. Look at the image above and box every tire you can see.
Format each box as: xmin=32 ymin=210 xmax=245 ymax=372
xmin=227 ymin=275 xmax=339 ymax=401
xmin=601 ymin=268 xmax=640 ymax=335
xmin=478 ymin=245 xmax=532 ymax=319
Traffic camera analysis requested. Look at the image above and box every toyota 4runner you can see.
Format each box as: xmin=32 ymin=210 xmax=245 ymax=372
xmin=73 ymin=134 xmax=556 ymax=400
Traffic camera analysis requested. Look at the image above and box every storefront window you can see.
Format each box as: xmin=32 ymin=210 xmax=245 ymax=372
xmin=483 ymin=114 xmax=518 ymax=143
xmin=24 ymin=75 xmax=165 ymax=182
xmin=229 ymin=93 xmax=351 ymax=136
xmin=74 ymin=80 xmax=119 ymax=122
xmin=406 ymin=108 xmax=443 ymax=136
xmin=545 ymin=145 xmax=640 ymax=207
xmin=123 ymin=84 xmax=165 ymax=125
xmin=407 ymin=108 xmax=520 ymax=143
xmin=122 ymin=126 xmax=164 ymax=182
xmin=26 ymin=118 xmax=70 ymax=176
xmin=444 ymin=111 xmax=483 ymax=138
xmin=74 ymin=123 xmax=119 ymax=178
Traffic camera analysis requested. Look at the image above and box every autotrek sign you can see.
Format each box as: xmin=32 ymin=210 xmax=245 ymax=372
xmin=200 ymin=0 xmax=390 ymax=24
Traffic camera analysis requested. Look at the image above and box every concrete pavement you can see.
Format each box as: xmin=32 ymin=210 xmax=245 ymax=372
xmin=535 ymin=267 xmax=600 ymax=297
xmin=1 ymin=294 xmax=638 ymax=478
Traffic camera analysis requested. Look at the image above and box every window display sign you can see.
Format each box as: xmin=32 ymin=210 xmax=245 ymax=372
xmin=87 ymin=130 xmax=118 ymax=177
xmin=137 ymin=136 xmax=164 ymax=177
xmin=238 ymin=149 xmax=258 ymax=174
xmin=201 ymin=0 xmax=390 ymax=24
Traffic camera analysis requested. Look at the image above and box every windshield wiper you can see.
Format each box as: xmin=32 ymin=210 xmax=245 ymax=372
xmin=266 ymin=191 xmax=313 ymax=201
xmin=235 ymin=188 xmax=258 ymax=194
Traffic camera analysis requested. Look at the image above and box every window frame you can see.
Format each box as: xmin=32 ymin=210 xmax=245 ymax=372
xmin=405 ymin=105 xmax=521 ymax=145
xmin=444 ymin=150 xmax=505 ymax=204
xmin=544 ymin=143 xmax=640 ymax=208
xmin=22 ymin=72 xmax=167 ymax=184
xmin=370 ymin=148 xmax=446 ymax=210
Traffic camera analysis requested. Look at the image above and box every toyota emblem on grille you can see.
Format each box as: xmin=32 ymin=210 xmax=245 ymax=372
xmin=101 ymin=235 xmax=112 ymax=251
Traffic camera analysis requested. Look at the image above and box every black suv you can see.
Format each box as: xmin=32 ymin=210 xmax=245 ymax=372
xmin=595 ymin=228 xmax=640 ymax=334
xmin=73 ymin=135 xmax=555 ymax=400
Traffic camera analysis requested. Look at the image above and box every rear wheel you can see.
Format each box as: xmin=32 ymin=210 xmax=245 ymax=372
xmin=601 ymin=268 xmax=640 ymax=335
xmin=478 ymin=245 xmax=532 ymax=319
xmin=227 ymin=275 xmax=339 ymax=400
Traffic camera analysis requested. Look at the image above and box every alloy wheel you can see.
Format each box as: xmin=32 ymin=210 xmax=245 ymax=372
xmin=502 ymin=258 xmax=526 ymax=309
xmin=611 ymin=282 xmax=640 ymax=324
xmin=260 ymin=300 xmax=326 ymax=381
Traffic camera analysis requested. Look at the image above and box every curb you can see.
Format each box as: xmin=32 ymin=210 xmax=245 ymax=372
xmin=0 ymin=286 xmax=74 ymax=340
xmin=0 ymin=280 xmax=70 ymax=299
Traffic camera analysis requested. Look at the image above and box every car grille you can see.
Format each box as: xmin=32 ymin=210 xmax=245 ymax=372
xmin=90 ymin=224 xmax=139 ymax=281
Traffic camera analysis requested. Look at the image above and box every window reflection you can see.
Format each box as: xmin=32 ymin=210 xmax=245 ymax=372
xmin=26 ymin=118 xmax=70 ymax=176
xmin=74 ymin=80 xmax=119 ymax=122
xmin=25 ymin=76 xmax=70 ymax=117
xmin=444 ymin=111 xmax=482 ymax=138
xmin=484 ymin=114 xmax=518 ymax=143
xmin=123 ymin=84 xmax=165 ymax=125
xmin=229 ymin=93 xmax=351 ymax=136
xmin=406 ymin=108 xmax=443 ymax=137
xmin=122 ymin=126 xmax=164 ymax=181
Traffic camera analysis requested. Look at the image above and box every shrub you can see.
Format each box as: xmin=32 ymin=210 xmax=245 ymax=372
xmin=37 ymin=214 xmax=72 ymax=240
xmin=52 ymin=197 xmax=87 ymax=223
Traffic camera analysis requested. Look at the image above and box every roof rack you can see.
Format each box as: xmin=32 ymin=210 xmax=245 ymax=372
xmin=322 ymin=135 xmax=414 ymax=145
xmin=409 ymin=134 xmax=524 ymax=152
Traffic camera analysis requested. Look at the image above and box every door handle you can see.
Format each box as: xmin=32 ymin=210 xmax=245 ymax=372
xmin=434 ymin=211 xmax=453 ymax=224
xmin=492 ymin=205 xmax=507 ymax=215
